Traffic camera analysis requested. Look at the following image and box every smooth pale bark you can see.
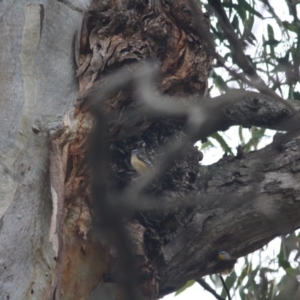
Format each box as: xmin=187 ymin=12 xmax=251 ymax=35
xmin=0 ymin=1 xmax=89 ymax=299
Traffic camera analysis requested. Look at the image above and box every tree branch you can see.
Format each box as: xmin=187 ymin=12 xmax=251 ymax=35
xmin=188 ymin=89 xmax=300 ymax=142
xmin=79 ymin=63 xmax=300 ymax=145
xmin=158 ymin=128 xmax=300 ymax=296
xmin=206 ymin=0 xmax=277 ymax=97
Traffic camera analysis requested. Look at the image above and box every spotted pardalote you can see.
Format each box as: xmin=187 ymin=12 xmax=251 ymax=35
xmin=217 ymin=251 xmax=236 ymax=275
xmin=131 ymin=149 xmax=154 ymax=174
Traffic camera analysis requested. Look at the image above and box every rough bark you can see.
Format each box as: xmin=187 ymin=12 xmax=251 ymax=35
xmin=1 ymin=1 xmax=300 ymax=300
xmin=159 ymin=128 xmax=300 ymax=296
xmin=48 ymin=1 xmax=212 ymax=298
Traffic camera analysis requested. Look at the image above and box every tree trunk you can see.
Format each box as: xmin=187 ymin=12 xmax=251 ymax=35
xmin=0 ymin=0 xmax=85 ymax=299
xmin=1 ymin=1 xmax=300 ymax=300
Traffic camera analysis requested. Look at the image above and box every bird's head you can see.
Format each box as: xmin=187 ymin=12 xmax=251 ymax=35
xmin=132 ymin=149 xmax=139 ymax=155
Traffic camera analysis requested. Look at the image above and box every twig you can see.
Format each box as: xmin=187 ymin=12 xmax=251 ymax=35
xmin=187 ymin=0 xmax=297 ymax=114
xmin=196 ymin=278 xmax=225 ymax=300
xmin=219 ymin=275 xmax=231 ymax=300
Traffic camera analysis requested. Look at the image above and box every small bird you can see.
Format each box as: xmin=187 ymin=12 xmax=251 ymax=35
xmin=217 ymin=251 xmax=232 ymax=261
xmin=131 ymin=149 xmax=154 ymax=174
xmin=217 ymin=251 xmax=236 ymax=275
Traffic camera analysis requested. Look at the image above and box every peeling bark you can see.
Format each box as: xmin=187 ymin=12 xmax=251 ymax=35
xmin=49 ymin=1 xmax=213 ymax=298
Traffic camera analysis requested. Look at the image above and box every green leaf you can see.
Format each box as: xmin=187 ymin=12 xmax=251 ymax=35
xmin=201 ymin=139 xmax=215 ymax=150
xmin=238 ymin=126 xmax=245 ymax=145
xmin=263 ymin=39 xmax=280 ymax=47
xmin=239 ymin=286 xmax=246 ymax=300
xmin=212 ymin=72 xmax=229 ymax=91
xmin=232 ymin=4 xmax=246 ymax=21
xmin=211 ymin=25 xmax=225 ymax=41
xmin=282 ymin=233 xmax=298 ymax=257
xmin=285 ymin=267 xmax=297 ymax=276
xmin=278 ymin=258 xmax=291 ymax=270
xmin=210 ymin=132 xmax=234 ymax=155
xmin=282 ymin=21 xmax=298 ymax=33
xmin=293 ymin=91 xmax=300 ymax=101
xmin=245 ymin=13 xmax=254 ymax=30
xmin=201 ymin=140 xmax=216 ymax=150
xmin=243 ymin=127 xmax=266 ymax=151
xmin=267 ymin=280 xmax=276 ymax=300
xmin=237 ymin=261 xmax=251 ymax=286
xmin=175 ymin=280 xmax=195 ymax=295
xmin=278 ymin=242 xmax=287 ymax=261
xmin=231 ymin=15 xmax=239 ymax=30
xmin=237 ymin=0 xmax=263 ymax=18
xmin=244 ymin=266 xmax=260 ymax=288
xmin=267 ymin=24 xmax=274 ymax=40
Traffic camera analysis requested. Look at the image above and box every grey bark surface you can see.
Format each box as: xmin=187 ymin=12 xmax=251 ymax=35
xmin=159 ymin=129 xmax=300 ymax=295
xmin=0 ymin=1 xmax=89 ymax=299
